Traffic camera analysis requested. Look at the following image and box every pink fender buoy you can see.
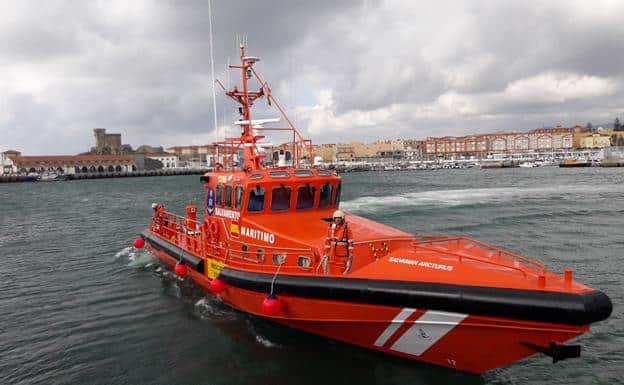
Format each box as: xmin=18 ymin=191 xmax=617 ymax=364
xmin=209 ymin=278 xmax=227 ymax=294
xmin=262 ymin=294 xmax=282 ymax=316
xmin=174 ymin=262 xmax=188 ymax=277
xmin=133 ymin=238 xmax=145 ymax=249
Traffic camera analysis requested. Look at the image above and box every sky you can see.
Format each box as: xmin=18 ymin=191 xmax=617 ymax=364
xmin=1 ymin=0 xmax=624 ymax=155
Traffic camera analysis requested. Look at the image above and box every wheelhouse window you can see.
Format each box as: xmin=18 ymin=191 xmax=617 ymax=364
xmin=225 ymin=185 xmax=233 ymax=207
xmin=247 ymin=186 xmax=265 ymax=212
xmin=294 ymin=169 xmax=314 ymax=177
xmin=319 ymin=183 xmax=333 ymax=208
xmin=216 ymin=184 xmax=223 ymax=206
xmin=271 ymin=186 xmax=291 ymax=211
xmin=335 ymin=182 xmax=342 ymax=207
xmin=296 ymin=184 xmax=316 ymax=210
xmin=269 ymin=170 xmax=290 ymax=178
xmin=235 ymin=186 xmax=244 ymax=210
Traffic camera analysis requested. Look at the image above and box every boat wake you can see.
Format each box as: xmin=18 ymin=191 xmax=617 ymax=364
xmin=254 ymin=333 xmax=281 ymax=348
xmin=194 ymin=296 xmax=239 ymax=322
xmin=114 ymin=246 xmax=156 ymax=268
xmin=341 ymin=184 xmax=622 ymax=215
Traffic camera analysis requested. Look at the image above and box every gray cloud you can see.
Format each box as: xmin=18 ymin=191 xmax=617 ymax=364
xmin=1 ymin=0 xmax=623 ymax=155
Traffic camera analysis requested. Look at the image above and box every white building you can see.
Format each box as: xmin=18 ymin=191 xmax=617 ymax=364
xmin=1 ymin=150 xmax=19 ymax=174
xmin=146 ymin=153 xmax=178 ymax=169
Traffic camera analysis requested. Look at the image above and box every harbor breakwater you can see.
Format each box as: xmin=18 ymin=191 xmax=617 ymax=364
xmin=0 ymin=168 xmax=207 ymax=183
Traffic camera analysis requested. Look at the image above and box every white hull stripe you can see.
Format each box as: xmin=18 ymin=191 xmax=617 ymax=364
xmin=390 ymin=310 xmax=467 ymax=356
xmin=374 ymin=307 xmax=416 ymax=347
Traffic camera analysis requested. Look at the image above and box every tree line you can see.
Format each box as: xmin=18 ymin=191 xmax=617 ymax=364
xmin=586 ymin=117 xmax=622 ymax=131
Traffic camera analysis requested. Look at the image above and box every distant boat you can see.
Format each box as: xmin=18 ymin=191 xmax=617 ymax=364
xmin=559 ymin=159 xmax=591 ymax=168
xmin=519 ymin=162 xmax=536 ymax=168
xmin=480 ymin=160 xmax=513 ymax=169
xmin=535 ymin=159 xmax=556 ymax=167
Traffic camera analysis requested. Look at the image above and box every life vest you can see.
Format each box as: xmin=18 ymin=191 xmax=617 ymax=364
xmin=326 ymin=222 xmax=354 ymax=258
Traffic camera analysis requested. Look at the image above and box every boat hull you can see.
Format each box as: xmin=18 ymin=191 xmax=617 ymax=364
xmin=146 ymin=243 xmax=592 ymax=374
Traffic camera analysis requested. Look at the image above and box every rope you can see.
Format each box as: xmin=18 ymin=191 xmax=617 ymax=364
xmin=269 ymin=258 xmax=284 ymax=295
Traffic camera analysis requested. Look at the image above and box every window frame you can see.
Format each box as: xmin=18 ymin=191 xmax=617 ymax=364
xmin=270 ymin=185 xmax=292 ymax=212
xmin=319 ymin=182 xmax=333 ymax=209
xmin=335 ymin=182 xmax=342 ymax=207
xmin=296 ymin=184 xmax=316 ymax=210
xmin=247 ymin=185 xmax=266 ymax=213
xmin=235 ymin=186 xmax=244 ymax=210
xmin=216 ymin=183 xmax=224 ymax=206
xmin=225 ymin=185 xmax=233 ymax=207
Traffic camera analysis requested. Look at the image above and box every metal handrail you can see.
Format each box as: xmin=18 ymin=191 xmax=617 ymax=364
xmin=151 ymin=211 xmax=316 ymax=268
xmin=353 ymin=236 xmax=416 ymax=245
xmin=420 ymin=237 xmax=545 ymax=271
xmin=411 ymin=237 xmax=546 ymax=276
xmin=411 ymin=243 xmax=529 ymax=277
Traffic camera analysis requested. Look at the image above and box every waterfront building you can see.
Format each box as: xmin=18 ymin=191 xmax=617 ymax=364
xmin=421 ymin=125 xmax=584 ymax=159
xmin=335 ymin=144 xmax=356 ymax=161
xmin=0 ymin=151 xmax=137 ymax=175
xmin=575 ymin=132 xmax=612 ymax=149
xmin=167 ymin=145 xmax=215 ymax=162
xmin=1 ymin=150 xmax=21 ymax=174
xmin=145 ymin=153 xmax=179 ymax=169
xmin=352 ymin=140 xmax=404 ymax=158
xmin=402 ymin=140 xmax=424 ymax=160
xmin=312 ymin=143 xmax=337 ymax=162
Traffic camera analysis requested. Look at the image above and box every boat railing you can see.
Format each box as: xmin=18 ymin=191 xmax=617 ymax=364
xmin=217 ymin=219 xmax=318 ymax=271
xmin=150 ymin=212 xmax=206 ymax=254
xmin=150 ymin=211 xmax=318 ymax=272
xmin=411 ymin=236 xmax=546 ymax=276
xmin=352 ymin=236 xmax=417 ymax=245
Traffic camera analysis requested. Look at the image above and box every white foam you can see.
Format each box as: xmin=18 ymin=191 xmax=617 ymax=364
xmin=255 ymin=334 xmax=280 ymax=348
xmin=120 ymin=247 xmax=156 ymax=268
xmin=341 ymin=184 xmax=623 ymax=214
xmin=114 ymin=247 xmax=133 ymax=260
xmin=194 ymin=296 xmax=238 ymax=321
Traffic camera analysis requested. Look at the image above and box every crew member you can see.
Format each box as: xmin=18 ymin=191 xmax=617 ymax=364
xmin=325 ymin=210 xmax=355 ymax=274
xmin=152 ymin=203 xmax=166 ymax=229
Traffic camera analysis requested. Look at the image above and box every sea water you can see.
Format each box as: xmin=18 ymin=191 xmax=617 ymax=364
xmin=0 ymin=168 xmax=622 ymax=385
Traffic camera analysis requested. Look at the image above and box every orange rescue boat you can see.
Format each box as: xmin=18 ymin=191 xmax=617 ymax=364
xmin=139 ymin=46 xmax=612 ymax=374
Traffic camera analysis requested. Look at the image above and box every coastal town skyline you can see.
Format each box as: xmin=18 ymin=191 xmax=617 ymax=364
xmin=4 ymin=120 xmax=624 ymax=165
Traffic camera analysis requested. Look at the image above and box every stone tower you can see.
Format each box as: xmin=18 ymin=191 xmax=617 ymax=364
xmin=93 ymin=128 xmax=107 ymax=153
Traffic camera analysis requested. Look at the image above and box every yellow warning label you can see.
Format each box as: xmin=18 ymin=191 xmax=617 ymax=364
xmin=230 ymin=223 xmax=239 ymax=235
xmin=207 ymin=259 xmax=226 ymax=279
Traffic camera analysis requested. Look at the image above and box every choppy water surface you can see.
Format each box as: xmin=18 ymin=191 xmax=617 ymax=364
xmin=1 ymin=168 xmax=622 ymax=385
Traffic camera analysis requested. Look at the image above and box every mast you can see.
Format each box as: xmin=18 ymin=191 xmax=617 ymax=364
xmin=221 ymin=45 xmax=312 ymax=171
xmin=225 ymin=45 xmax=265 ymax=171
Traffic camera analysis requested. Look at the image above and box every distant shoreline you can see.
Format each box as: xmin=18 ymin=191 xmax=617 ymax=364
xmin=0 ymin=168 xmax=207 ymax=183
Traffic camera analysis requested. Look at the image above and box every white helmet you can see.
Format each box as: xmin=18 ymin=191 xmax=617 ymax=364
xmin=332 ymin=210 xmax=345 ymax=219
xmin=151 ymin=203 xmax=159 ymax=209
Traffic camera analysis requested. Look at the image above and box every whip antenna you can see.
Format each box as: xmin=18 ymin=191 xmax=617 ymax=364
xmin=208 ymin=0 xmax=218 ymax=164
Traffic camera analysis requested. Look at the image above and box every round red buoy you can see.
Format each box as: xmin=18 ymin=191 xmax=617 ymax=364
xmin=174 ymin=262 xmax=188 ymax=277
xmin=209 ymin=278 xmax=227 ymax=294
xmin=133 ymin=238 xmax=145 ymax=249
xmin=262 ymin=294 xmax=282 ymax=316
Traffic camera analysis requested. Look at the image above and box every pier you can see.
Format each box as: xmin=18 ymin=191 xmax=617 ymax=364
xmin=0 ymin=168 xmax=207 ymax=183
